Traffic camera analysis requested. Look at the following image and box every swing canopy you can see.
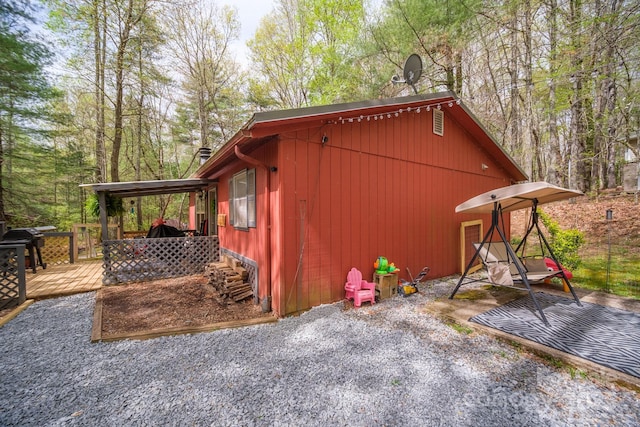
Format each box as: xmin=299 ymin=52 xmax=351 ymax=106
xmin=455 ymin=182 xmax=583 ymax=214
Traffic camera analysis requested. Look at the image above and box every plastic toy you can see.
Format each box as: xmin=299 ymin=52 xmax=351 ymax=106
xmin=374 ymin=256 xmax=389 ymax=274
xmin=374 ymin=257 xmax=399 ymax=274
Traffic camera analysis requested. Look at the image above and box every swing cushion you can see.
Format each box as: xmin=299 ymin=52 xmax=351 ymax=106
xmin=477 ymin=242 xmax=520 ymax=276
xmin=522 ymin=258 xmax=548 ymax=273
xmin=487 ymin=263 xmax=514 ymax=286
xmin=474 ymin=242 xmax=565 ymax=283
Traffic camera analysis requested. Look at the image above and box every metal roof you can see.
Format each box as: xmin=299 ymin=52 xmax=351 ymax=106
xmin=244 ymin=93 xmax=450 ymax=127
xmin=80 ymin=178 xmax=215 ymax=198
xmin=195 ymin=92 xmax=528 ymax=182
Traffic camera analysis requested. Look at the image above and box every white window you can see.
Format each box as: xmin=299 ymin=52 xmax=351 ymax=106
xmin=229 ymin=169 xmax=256 ymax=229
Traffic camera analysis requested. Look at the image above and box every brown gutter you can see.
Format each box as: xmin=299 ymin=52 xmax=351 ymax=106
xmin=234 ymin=145 xmax=273 ymax=313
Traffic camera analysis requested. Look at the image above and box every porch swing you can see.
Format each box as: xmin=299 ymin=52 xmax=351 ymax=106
xmin=450 ymin=182 xmax=583 ymax=326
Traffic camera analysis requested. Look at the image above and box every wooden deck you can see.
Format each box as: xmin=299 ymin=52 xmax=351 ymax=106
xmin=27 ymin=260 xmax=103 ymax=299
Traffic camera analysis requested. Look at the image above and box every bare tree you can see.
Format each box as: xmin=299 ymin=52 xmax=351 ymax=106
xmin=164 ymin=0 xmax=243 ymax=151
xmin=108 ymin=0 xmax=149 ymax=182
xmin=92 ymin=0 xmax=107 ymax=183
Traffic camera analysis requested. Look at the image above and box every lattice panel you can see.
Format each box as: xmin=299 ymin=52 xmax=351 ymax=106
xmin=0 ymin=247 xmax=26 ymax=310
xmin=102 ymin=236 xmax=220 ymax=285
xmin=245 ymin=263 xmax=258 ymax=300
xmin=42 ymin=234 xmax=73 ymax=265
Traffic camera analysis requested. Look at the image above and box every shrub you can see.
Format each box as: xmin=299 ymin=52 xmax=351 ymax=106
xmin=85 ymin=193 xmax=125 ymax=218
xmin=538 ymin=209 xmax=584 ymax=270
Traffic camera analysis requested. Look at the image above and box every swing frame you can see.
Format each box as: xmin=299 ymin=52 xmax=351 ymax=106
xmin=450 ymin=183 xmax=583 ymax=326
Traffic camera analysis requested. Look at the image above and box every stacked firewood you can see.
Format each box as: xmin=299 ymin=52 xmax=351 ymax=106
xmin=206 ymin=256 xmax=253 ymax=303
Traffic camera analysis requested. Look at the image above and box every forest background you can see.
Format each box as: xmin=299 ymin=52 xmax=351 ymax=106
xmin=1 ymin=0 xmax=638 ymax=232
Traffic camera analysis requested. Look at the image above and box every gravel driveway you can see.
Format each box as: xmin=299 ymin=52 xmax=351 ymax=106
xmin=1 ymin=281 xmax=638 ymax=426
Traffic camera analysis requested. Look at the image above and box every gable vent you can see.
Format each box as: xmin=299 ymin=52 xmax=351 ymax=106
xmin=433 ymin=109 xmax=444 ymax=136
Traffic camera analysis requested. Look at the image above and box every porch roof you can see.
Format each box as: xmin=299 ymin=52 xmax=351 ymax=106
xmin=80 ymin=178 xmax=215 ymax=198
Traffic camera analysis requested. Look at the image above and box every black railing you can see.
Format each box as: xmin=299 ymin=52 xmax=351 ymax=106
xmin=0 ymin=245 xmax=26 ymax=310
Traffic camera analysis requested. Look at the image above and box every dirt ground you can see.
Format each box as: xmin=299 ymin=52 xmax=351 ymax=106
xmin=99 ymin=275 xmax=274 ymax=337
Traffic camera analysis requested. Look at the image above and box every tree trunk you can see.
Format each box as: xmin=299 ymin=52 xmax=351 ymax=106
xmin=509 ymin=7 xmax=519 ymax=157
xmin=523 ymin=0 xmax=539 ymax=180
xmin=569 ymin=0 xmax=589 ymax=192
xmin=547 ymin=0 xmax=563 ymax=185
xmin=135 ymin=45 xmax=144 ymax=230
xmin=604 ymin=67 xmax=618 ymax=188
xmin=110 ymin=0 xmax=136 ymax=183
xmin=601 ymin=0 xmax=620 ymax=188
xmin=94 ymin=0 xmax=106 ymax=183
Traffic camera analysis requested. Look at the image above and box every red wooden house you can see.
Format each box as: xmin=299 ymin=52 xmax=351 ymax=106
xmin=193 ymin=92 xmax=527 ymax=317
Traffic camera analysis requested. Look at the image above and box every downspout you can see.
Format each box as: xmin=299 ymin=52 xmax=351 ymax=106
xmin=234 ymin=145 xmax=272 ymax=313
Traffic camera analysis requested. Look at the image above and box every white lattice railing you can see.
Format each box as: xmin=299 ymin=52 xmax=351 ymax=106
xmin=102 ymin=236 xmax=220 ymax=285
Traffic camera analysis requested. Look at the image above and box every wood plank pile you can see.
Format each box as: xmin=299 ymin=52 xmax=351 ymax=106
xmin=206 ymin=255 xmax=253 ymax=303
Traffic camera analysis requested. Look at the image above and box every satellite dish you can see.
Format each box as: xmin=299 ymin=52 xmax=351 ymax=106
xmin=403 ymin=54 xmax=422 ymax=94
xmin=390 ymin=54 xmax=422 ymax=94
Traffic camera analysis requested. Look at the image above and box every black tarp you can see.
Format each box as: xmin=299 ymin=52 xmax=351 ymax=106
xmin=146 ymin=224 xmax=185 ymax=238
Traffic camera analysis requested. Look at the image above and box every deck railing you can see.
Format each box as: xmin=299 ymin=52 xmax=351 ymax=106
xmin=42 ymin=232 xmax=75 ymax=265
xmin=0 ymin=245 xmax=26 ymax=310
xmin=101 ymin=236 xmax=220 ymax=285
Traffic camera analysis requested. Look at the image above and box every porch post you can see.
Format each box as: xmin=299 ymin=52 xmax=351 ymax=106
xmin=98 ymin=192 xmax=108 ymax=241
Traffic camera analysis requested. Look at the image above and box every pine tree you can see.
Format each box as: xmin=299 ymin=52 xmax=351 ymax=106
xmin=0 ymin=1 xmax=59 ymax=222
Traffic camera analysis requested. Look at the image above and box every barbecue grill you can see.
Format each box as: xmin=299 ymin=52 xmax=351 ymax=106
xmin=0 ymin=228 xmax=46 ymax=273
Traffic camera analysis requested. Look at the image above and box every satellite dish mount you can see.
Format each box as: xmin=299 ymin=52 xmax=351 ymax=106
xmin=391 ymin=54 xmax=422 ymax=95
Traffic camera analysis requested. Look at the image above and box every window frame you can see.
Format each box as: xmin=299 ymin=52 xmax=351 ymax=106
xmin=229 ymin=168 xmax=256 ymax=229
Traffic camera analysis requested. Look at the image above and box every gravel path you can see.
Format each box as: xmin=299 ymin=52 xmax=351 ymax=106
xmin=1 ymin=281 xmax=638 ymax=426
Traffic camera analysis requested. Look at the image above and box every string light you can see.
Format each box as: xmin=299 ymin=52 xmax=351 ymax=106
xmin=330 ymin=98 xmax=462 ymax=125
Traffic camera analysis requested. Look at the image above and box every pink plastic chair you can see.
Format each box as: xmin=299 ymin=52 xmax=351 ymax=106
xmin=344 ymin=268 xmax=376 ymax=307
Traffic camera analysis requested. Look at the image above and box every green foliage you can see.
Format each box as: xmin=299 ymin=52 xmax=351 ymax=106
xmin=85 ymin=193 xmax=125 ymax=218
xmin=248 ymin=0 xmax=367 ymax=108
xmin=0 ymin=2 xmax=67 ymax=224
xmin=0 ymin=2 xmax=57 ymax=123
xmin=538 ymin=210 xmax=584 ymax=270
xmin=367 ymin=0 xmax=482 ymax=94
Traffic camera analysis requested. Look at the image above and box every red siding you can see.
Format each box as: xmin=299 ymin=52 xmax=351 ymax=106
xmin=213 ymin=106 xmax=516 ymax=317
xmin=216 ymin=142 xmax=279 ymax=310
xmin=271 ymin=108 xmax=513 ymax=315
